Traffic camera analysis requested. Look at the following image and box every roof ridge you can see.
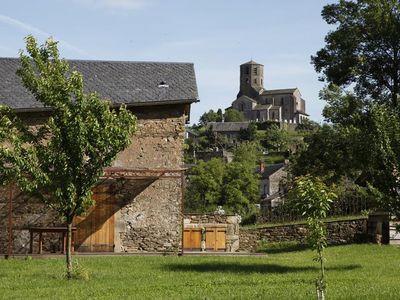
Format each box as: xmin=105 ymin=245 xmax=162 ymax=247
xmin=0 ymin=57 xmax=194 ymax=65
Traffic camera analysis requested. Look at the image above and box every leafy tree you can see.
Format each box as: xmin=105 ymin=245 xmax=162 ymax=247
xmin=185 ymin=142 xmax=260 ymax=217
xmin=185 ymin=158 xmax=225 ymax=213
xmin=0 ymin=36 xmax=136 ymax=278
xmin=264 ymin=124 xmax=289 ymax=152
xmin=239 ymin=122 xmax=258 ymax=141
xmin=224 ymin=108 xmax=245 ymax=122
xmin=288 ymin=175 xmax=337 ymax=300
xmin=312 ymin=0 xmax=400 ymax=107
xmin=199 ymin=109 xmax=222 ymax=126
xmin=217 ymin=108 xmax=223 ymax=122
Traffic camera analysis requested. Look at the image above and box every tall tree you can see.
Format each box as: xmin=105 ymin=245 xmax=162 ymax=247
xmin=312 ymin=0 xmax=400 ymax=107
xmin=0 ymin=36 xmax=136 ymax=278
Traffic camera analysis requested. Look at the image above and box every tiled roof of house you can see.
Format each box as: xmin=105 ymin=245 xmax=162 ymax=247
xmin=0 ymin=58 xmax=199 ymax=111
xmin=207 ymin=121 xmax=250 ymax=132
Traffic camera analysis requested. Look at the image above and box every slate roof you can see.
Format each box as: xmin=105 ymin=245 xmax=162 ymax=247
xmin=241 ymin=60 xmax=263 ymax=66
xmin=262 ymin=163 xmax=285 ymax=178
xmin=207 ymin=122 xmax=250 ymax=132
xmin=262 ymin=88 xmax=298 ymax=95
xmin=0 ymin=58 xmax=199 ymax=111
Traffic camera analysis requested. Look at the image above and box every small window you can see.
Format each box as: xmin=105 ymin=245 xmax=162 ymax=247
xmin=246 ymin=78 xmax=249 ymax=84
xmin=240 ymin=103 xmax=245 ymax=111
xmin=261 ymin=79 xmax=263 ymax=85
xmin=246 ymin=67 xmax=250 ymax=75
xmin=272 ymin=112 xmax=275 ymax=119
xmin=253 ymin=67 xmax=257 ymax=75
xmin=254 ymin=79 xmax=257 ymax=84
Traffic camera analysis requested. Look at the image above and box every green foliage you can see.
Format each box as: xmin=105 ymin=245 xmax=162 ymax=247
xmin=199 ymin=109 xmax=222 ymax=126
xmin=239 ymin=122 xmax=258 ymax=141
xmin=185 ymin=142 xmax=260 ymax=217
xmin=264 ymin=124 xmax=289 ymax=152
xmin=185 ymin=158 xmax=225 ymax=213
xmin=0 ymin=36 xmax=136 ymax=277
xmin=313 ymin=0 xmax=400 ymax=106
xmin=288 ymin=175 xmax=337 ymax=299
xmin=223 ymin=108 xmax=245 ymax=122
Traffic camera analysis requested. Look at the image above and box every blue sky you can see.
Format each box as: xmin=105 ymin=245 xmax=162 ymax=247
xmin=0 ymin=0 xmax=335 ymax=124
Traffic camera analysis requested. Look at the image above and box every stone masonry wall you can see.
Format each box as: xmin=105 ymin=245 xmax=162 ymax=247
xmin=240 ymin=218 xmax=367 ymax=252
xmin=0 ymin=105 xmax=187 ymax=254
xmin=113 ymin=108 xmax=186 ymax=253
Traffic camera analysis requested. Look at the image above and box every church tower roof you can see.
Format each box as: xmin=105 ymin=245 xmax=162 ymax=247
xmin=241 ymin=60 xmax=263 ymax=66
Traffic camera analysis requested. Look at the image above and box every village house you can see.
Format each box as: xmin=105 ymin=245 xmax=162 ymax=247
xmin=0 ymin=58 xmax=198 ymax=254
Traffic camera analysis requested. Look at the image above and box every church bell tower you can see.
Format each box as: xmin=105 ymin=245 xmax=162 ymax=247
xmin=238 ymin=60 xmax=264 ymax=98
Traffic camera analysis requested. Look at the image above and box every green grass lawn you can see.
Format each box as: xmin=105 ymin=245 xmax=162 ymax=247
xmin=0 ymin=244 xmax=399 ymax=299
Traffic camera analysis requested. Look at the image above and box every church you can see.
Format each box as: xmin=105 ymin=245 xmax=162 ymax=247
xmin=231 ymin=60 xmax=308 ymax=124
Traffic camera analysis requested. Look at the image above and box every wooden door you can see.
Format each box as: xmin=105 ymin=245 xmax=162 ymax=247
xmin=183 ymin=229 xmax=201 ymax=250
xmin=73 ymin=188 xmax=116 ymax=252
xmin=183 ymin=227 xmax=226 ymax=251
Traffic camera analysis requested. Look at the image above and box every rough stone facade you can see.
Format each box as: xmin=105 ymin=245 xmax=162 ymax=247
xmin=184 ymin=214 xmax=241 ymax=252
xmin=0 ymin=105 xmax=187 ymax=254
xmin=239 ymin=218 xmax=367 ymax=252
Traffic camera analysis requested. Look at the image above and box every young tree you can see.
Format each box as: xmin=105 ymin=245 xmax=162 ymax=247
xmin=0 ymin=36 xmax=136 ymax=278
xmin=288 ymin=176 xmax=336 ymax=300
xmin=312 ymin=0 xmax=400 ymax=107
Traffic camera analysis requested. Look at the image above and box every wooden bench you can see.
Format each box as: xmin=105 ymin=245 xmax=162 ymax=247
xmin=29 ymin=227 xmax=77 ymax=254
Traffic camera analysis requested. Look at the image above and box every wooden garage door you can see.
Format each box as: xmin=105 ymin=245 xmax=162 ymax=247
xmin=183 ymin=227 xmax=226 ymax=251
xmin=73 ymin=187 xmax=116 ymax=252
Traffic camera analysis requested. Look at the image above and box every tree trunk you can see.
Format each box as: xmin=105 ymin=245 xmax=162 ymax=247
xmin=66 ymin=220 xmax=73 ymax=279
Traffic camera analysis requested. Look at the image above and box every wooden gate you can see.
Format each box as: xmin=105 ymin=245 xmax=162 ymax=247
xmin=73 ymin=186 xmax=116 ymax=252
xmin=183 ymin=227 xmax=226 ymax=251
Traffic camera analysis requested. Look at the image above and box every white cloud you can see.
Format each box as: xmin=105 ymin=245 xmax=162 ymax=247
xmin=75 ymin=0 xmax=148 ymax=10
xmin=0 ymin=14 xmax=86 ymax=56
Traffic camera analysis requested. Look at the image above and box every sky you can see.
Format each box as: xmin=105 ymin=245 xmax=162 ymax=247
xmin=0 ymin=0 xmax=335 ymax=124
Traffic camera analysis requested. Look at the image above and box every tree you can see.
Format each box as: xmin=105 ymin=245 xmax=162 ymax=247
xmin=224 ymin=108 xmax=245 ymax=122
xmin=264 ymin=124 xmax=289 ymax=152
xmin=288 ymin=175 xmax=337 ymax=300
xmin=185 ymin=142 xmax=260 ymax=218
xmin=312 ymin=0 xmax=400 ymax=107
xmin=199 ymin=109 xmax=222 ymax=126
xmin=185 ymin=158 xmax=225 ymax=213
xmin=0 ymin=36 xmax=136 ymax=278
xmin=239 ymin=122 xmax=258 ymax=141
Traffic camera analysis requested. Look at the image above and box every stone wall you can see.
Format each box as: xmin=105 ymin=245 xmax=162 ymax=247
xmin=0 ymin=105 xmax=187 ymax=254
xmin=184 ymin=214 xmax=241 ymax=252
xmin=240 ymin=218 xmax=367 ymax=252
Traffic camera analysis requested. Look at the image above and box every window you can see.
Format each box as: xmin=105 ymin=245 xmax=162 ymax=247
xmin=254 ymin=79 xmax=257 ymax=84
xmin=272 ymin=112 xmax=275 ymax=119
xmin=245 ymin=67 xmax=250 ymax=75
xmin=240 ymin=103 xmax=245 ymax=111
xmin=261 ymin=79 xmax=263 ymax=85
xmin=253 ymin=67 xmax=257 ymax=75
xmin=246 ymin=78 xmax=249 ymax=84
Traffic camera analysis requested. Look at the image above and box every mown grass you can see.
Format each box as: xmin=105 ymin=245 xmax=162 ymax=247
xmin=0 ymin=244 xmax=399 ymax=299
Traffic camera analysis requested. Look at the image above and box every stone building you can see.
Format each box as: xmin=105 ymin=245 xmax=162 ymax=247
xmin=231 ymin=60 xmax=308 ymax=124
xmin=260 ymin=163 xmax=287 ymax=211
xmin=0 ymin=58 xmax=198 ymax=254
